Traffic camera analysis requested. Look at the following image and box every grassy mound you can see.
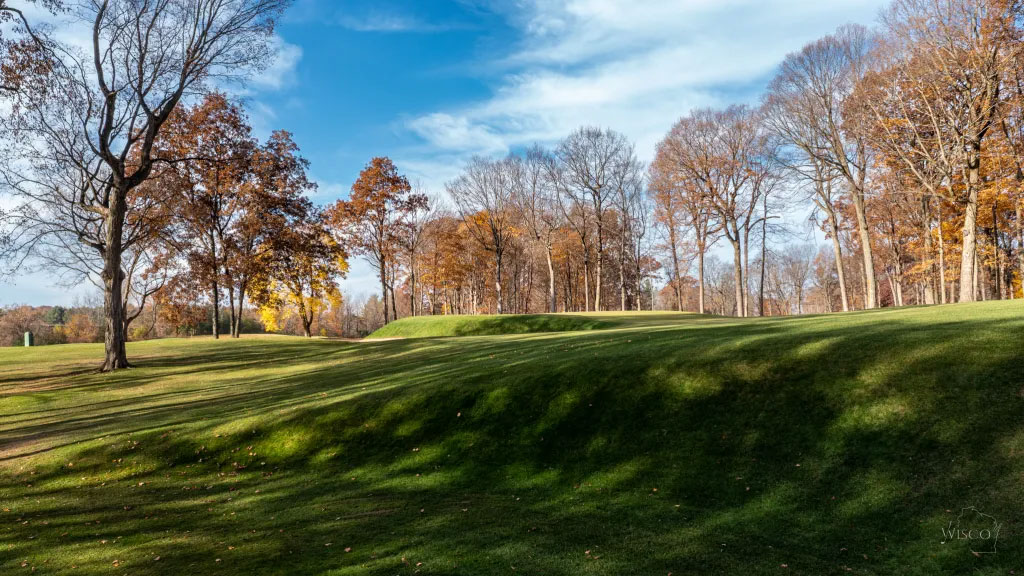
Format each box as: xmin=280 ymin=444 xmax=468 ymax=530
xmin=1 ymin=302 xmax=1022 ymax=575
xmin=367 ymin=313 xmax=617 ymax=339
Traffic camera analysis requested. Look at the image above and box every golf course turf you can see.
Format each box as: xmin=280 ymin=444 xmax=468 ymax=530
xmin=1 ymin=301 xmax=1022 ymax=574
xmin=366 ymin=313 xmax=617 ymax=339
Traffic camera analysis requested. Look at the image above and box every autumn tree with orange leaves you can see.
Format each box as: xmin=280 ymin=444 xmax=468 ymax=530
xmin=158 ymin=93 xmax=257 ymax=339
xmin=328 ymin=157 xmax=426 ymax=325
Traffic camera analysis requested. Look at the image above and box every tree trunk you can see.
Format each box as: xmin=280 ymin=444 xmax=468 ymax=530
xmin=595 ymin=221 xmax=603 ymax=312
xmin=992 ymin=202 xmax=1005 ymax=300
xmin=759 ymin=217 xmax=767 ymax=317
xmin=380 ymin=264 xmax=390 ymax=324
xmin=227 ymin=281 xmax=237 ymax=337
xmin=827 ymin=209 xmax=850 ymax=312
xmin=921 ymin=198 xmax=936 ymax=305
xmin=894 ymin=262 xmax=904 ymax=307
xmin=582 ymin=254 xmax=590 ymax=312
xmin=634 ymin=240 xmax=644 ymax=312
xmin=101 ymin=187 xmax=130 ymax=371
xmin=210 ymin=281 xmax=220 ymax=339
xmin=234 ymin=285 xmax=246 ymax=338
xmin=670 ymin=227 xmax=683 ymax=312
xmin=730 ymin=238 xmax=744 ymax=318
xmin=619 ymin=237 xmax=627 ymax=312
xmin=959 ymin=167 xmax=980 ymax=303
xmin=410 ymin=263 xmax=417 ymax=317
xmin=390 ymin=284 xmax=398 ymax=321
xmin=209 ymin=227 xmax=220 ymax=339
xmin=851 ymin=188 xmax=877 ymax=309
xmin=1017 ymin=200 xmax=1024 ymax=299
xmin=937 ymin=203 xmax=947 ymax=304
xmin=545 ymin=245 xmax=556 ymax=313
xmin=742 ymin=224 xmax=750 ymax=317
xmin=698 ymin=249 xmax=706 ymax=315
xmin=495 ymin=251 xmax=504 ymax=314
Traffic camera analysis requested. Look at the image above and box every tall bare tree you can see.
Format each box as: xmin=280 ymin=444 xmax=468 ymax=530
xmin=612 ymin=148 xmax=645 ymax=311
xmin=630 ymin=188 xmax=653 ymax=311
xmin=448 ymin=156 xmax=517 ymax=314
xmin=398 ymin=183 xmax=434 ymax=317
xmin=663 ymin=106 xmax=771 ymax=317
xmin=781 ymin=244 xmax=816 ymax=314
xmin=556 ymin=127 xmax=635 ymax=311
xmin=647 ymin=155 xmax=689 ymax=311
xmin=763 ymin=23 xmax=879 ymax=309
xmin=513 ymin=146 xmax=562 ymax=313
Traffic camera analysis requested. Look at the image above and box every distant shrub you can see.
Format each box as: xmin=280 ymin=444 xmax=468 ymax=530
xmin=65 ymin=313 xmax=102 ymax=344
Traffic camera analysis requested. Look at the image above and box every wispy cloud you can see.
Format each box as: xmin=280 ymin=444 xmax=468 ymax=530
xmin=402 ymin=0 xmax=890 ymax=174
xmin=251 ymin=36 xmax=304 ymax=91
xmin=337 ymin=11 xmax=468 ymax=33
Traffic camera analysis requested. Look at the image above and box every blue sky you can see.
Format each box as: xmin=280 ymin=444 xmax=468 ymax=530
xmin=1 ymin=0 xmax=891 ymax=305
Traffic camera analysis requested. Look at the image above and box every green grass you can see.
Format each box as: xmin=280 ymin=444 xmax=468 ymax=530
xmin=1 ymin=302 xmax=1022 ymax=575
xmin=367 ymin=313 xmax=617 ymax=339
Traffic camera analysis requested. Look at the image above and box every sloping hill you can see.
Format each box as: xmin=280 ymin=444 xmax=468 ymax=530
xmin=1 ymin=302 xmax=1022 ymax=575
xmin=366 ymin=313 xmax=618 ymax=338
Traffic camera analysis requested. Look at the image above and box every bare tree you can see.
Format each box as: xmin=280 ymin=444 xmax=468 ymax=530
xmin=763 ymin=23 xmax=879 ymax=309
xmin=513 ymin=146 xmax=562 ymax=313
xmin=400 ymin=182 xmax=434 ymax=317
xmin=547 ymin=153 xmax=592 ymax=311
xmin=653 ymin=119 xmax=724 ymax=315
xmin=611 ymin=147 xmax=645 ymax=311
xmin=781 ymin=244 xmax=816 ymax=314
xmin=630 ymin=189 xmax=653 ymax=311
xmin=664 ymin=106 xmax=770 ymax=317
xmin=647 ymin=155 xmax=688 ymax=311
xmin=555 ymin=127 xmax=635 ymax=311
xmin=0 ymin=0 xmax=288 ymax=370
xmin=448 ymin=156 xmax=517 ymax=314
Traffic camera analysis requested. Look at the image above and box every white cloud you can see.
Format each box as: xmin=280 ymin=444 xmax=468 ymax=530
xmin=338 ymin=13 xmax=428 ymax=32
xmin=403 ymin=0 xmax=890 ymax=168
xmin=335 ymin=8 xmax=469 ymax=33
xmin=251 ymin=36 xmax=303 ymax=91
xmin=407 ymin=113 xmax=509 ymax=156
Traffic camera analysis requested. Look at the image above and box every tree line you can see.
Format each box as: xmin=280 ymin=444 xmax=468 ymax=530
xmin=337 ymin=0 xmax=1024 ymax=321
xmin=654 ymin=1 xmax=1024 ymax=317
xmin=1 ymin=0 xmax=1023 ymax=363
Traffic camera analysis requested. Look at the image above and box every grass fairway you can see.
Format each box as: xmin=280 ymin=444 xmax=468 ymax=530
xmin=1 ymin=302 xmax=1022 ymax=575
xmin=367 ymin=313 xmax=616 ymax=339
